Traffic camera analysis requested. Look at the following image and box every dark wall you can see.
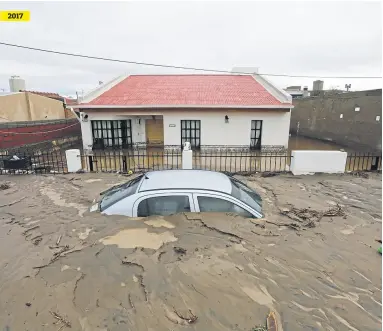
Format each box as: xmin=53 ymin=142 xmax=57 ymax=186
xmin=290 ymin=89 xmax=382 ymax=152
xmin=0 ymin=119 xmax=81 ymax=149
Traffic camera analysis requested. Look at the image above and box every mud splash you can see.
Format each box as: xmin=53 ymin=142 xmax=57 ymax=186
xmin=100 ymin=228 xmax=178 ymax=249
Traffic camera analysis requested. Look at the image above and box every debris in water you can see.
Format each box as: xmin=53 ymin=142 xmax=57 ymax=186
xmin=174 ymin=246 xmax=187 ymax=254
xmin=22 ymin=225 xmax=40 ymax=235
xmin=174 ymin=309 xmax=198 ymax=324
xmin=33 ymin=236 xmax=43 ymax=246
xmin=280 ymin=203 xmax=345 ymax=228
xmin=266 ymin=311 xmax=279 ymax=331
xmin=49 ymin=310 xmax=71 ymax=328
xmin=351 ymin=171 xmax=369 ymax=179
xmin=0 ymin=196 xmax=26 ymax=208
xmin=0 ymin=182 xmax=10 ymax=190
xmin=261 ymin=172 xmax=279 ymax=178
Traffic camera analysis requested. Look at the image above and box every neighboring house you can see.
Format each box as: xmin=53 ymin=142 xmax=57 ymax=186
xmin=0 ymin=91 xmax=67 ymax=122
xmin=21 ymin=90 xmax=78 ymax=118
xmin=73 ymin=74 xmax=293 ymax=151
xmin=284 ymin=86 xmax=310 ymax=99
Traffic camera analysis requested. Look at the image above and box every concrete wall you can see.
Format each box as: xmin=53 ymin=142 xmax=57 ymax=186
xmin=163 ymin=110 xmax=291 ymax=147
xmin=28 ymin=93 xmax=66 ymax=120
xmin=291 ymin=89 xmax=382 ymax=152
xmin=0 ymin=93 xmax=28 ymax=122
xmin=80 ymin=109 xmax=291 ymax=150
xmin=0 ymin=92 xmax=66 ymax=122
xmin=290 ymin=150 xmax=347 ymax=175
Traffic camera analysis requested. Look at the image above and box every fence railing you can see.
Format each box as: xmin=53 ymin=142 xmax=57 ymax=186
xmin=345 ymin=152 xmax=382 ymax=172
xmin=79 ymin=148 xmax=292 ymax=174
xmin=0 ymin=138 xmax=82 ymax=174
xmin=0 ymin=144 xmax=381 ymax=175
xmin=81 ymin=148 xmax=183 ymax=173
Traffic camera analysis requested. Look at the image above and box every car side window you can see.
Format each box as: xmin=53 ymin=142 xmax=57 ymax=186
xmin=137 ymin=196 xmax=190 ymax=217
xmin=197 ymin=196 xmax=254 ymax=218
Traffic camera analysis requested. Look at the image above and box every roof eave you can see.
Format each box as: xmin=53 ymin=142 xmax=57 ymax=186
xmin=72 ymin=104 xmax=293 ymax=109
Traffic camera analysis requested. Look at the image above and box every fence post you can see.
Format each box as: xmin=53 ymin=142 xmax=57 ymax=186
xmin=65 ymin=149 xmax=82 ymax=172
xmin=182 ymin=142 xmax=193 ymax=169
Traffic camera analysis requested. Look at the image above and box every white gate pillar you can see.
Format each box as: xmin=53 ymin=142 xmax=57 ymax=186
xmin=182 ymin=142 xmax=193 ymax=169
xmin=66 ymin=149 xmax=82 ymax=173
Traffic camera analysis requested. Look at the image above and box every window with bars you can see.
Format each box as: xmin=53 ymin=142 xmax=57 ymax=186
xmin=250 ymin=120 xmax=262 ymax=150
xmin=91 ymin=120 xmax=132 ymax=148
xmin=181 ymin=120 xmax=201 ymax=149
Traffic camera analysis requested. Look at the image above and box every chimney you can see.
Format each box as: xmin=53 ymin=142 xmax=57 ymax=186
xmin=302 ymin=86 xmax=309 ymax=98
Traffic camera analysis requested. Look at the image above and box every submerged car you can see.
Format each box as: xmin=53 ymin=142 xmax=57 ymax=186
xmin=91 ymin=170 xmax=263 ymax=218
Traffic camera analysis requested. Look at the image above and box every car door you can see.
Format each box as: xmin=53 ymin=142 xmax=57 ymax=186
xmin=192 ymin=193 xmax=261 ymax=218
xmin=132 ymin=192 xmax=195 ymax=217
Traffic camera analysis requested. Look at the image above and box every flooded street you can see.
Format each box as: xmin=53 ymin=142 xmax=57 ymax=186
xmin=288 ymin=135 xmax=353 ymax=152
xmin=0 ymin=172 xmax=381 ymax=330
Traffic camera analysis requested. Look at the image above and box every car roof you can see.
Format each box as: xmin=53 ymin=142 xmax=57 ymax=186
xmin=138 ymin=170 xmax=232 ymax=194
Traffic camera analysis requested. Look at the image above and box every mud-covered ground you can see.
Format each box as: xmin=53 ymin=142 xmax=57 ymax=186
xmin=0 ymin=172 xmax=381 ymax=331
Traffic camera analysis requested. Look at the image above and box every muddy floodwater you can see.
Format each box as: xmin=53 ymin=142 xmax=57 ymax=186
xmin=0 ymin=172 xmax=381 ymax=331
xmin=288 ymin=135 xmax=353 ymax=152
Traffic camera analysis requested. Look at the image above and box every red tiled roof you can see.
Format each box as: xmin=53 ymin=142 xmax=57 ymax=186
xmin=64 ymin=97 xmax=77 ymax=105
xmin=87 ymin=75 xmax=290 ymax=107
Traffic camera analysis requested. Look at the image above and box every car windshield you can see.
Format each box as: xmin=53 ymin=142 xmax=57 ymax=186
xmin=100 ymin=175 xmax=143 ymax=211
xmin=230 ymin=178 xmax=262 ymax=214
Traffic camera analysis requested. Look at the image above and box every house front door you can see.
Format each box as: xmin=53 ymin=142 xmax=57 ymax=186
xmin=146 ymin=119 xmax=164 ymax=146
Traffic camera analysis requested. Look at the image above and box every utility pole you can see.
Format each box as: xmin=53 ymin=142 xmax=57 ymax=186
xmin=345 ymin=84 xmax=351 ymax=92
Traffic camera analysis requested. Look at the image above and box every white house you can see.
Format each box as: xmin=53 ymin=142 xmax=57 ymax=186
xmin=73 ymin=74 xmax=293 ymax=152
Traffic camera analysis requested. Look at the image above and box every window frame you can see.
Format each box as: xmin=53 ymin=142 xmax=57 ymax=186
xmin=250 ymin=120 xmax=263 ymax=150
xmin=181 ymin=120 xmax=201 ymax=149
xmin=192 ymin=193 xmax=261 ymax=218
xmin=91 ymin=119 xmax=133 ymax=148
xmin=132 ymin=192 xmax=195 ymax=217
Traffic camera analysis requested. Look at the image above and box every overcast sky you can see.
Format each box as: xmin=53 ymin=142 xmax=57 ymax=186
xmin=0 ymin=1 xmax=381 ymax=96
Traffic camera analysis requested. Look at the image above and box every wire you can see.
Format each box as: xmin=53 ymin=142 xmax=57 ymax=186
xmin=0 ymin=41 xmax=381 ymax=79
xmin=0 ymin=121 xmax=80 ymax=135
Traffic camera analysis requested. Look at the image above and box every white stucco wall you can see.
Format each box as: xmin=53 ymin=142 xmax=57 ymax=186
xmin=80 ymin=110 xmax=291 ymax=149
xmin=163 ymin=111 xmax=291 ymax=147
xmin=80 ymin=112 xmax=149 ymax=150
xmin=290 ymin=150 xmax=347 ymax=175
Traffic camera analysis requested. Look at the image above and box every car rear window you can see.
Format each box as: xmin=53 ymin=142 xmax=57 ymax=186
xmin=100 ymin=175 xmax=143 ymax=211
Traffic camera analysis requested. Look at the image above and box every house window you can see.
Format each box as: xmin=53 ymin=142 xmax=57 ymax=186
xmin=91 ymin=120 xmax=132 ymax=148
xmin=250 ymin=120 xmax=263 ymax=150
xmin=181 ymin=120 xmax=201 ymax=149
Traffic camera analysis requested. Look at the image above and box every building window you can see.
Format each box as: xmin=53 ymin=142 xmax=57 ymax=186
xmin=91 ymin=120 xmax=132 ymax=148
xmin=181 ymin=120 xmax=201 ymax=149
xmin=250 ymin=120 xmax=263 ymax=150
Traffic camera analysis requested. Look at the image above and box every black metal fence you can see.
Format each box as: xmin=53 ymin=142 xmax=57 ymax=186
xmin=1 ymin=143 xmax=381 ymax=175
xmin=81 ymin=147 xmax=182 ymax=173
xmin=80 ymin=147 xmax=292 ymax=174
xmin=345 ymin=152 xmax=382 ymax=172
xmin=0 ymin=137 xmax=82 ymax=174
xmin=192 ymin=149 xmax=291 ymax=173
